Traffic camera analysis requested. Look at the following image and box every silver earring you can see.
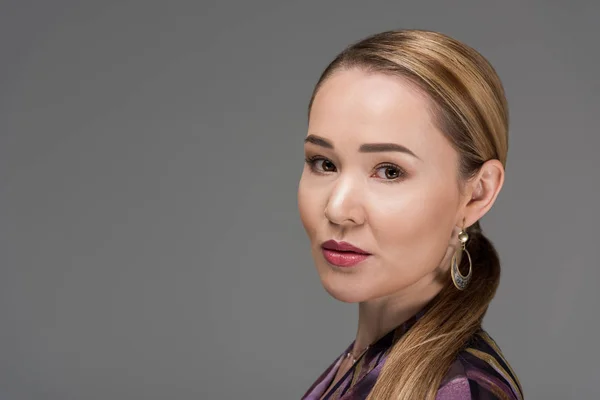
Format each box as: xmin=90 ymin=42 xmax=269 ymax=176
xmin=451 ymin=224 xmax=472 ymax=291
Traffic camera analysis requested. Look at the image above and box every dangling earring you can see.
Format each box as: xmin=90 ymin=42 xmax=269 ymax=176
xmin=451 ymin=221 xmax=473 ymax=291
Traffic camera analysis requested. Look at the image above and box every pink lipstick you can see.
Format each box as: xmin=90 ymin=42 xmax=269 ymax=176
xmin=320 ymin=240 xmax=371 ymax=268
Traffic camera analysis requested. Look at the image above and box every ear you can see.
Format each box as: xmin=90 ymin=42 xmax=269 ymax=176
xmin=461 ymin=159 xmax=505 ymax=228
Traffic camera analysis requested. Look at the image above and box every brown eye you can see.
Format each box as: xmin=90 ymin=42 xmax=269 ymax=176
xmin=304 ymin=156 xmax=337 ymax=174
xmin=384 ymin=167 xmax=399 ymax=179
xmin=374 ymin=164 xmax=405 ymax=181
xmin=321 ymin=160 xmax=336 ymax=172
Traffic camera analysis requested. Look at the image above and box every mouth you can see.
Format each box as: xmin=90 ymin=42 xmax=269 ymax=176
xmin=320 ymin=240 xmax=371 ymax=267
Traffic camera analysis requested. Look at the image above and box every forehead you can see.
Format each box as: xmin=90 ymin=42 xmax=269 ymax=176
xmin=308 ymin=69 xmax=447 ymax=156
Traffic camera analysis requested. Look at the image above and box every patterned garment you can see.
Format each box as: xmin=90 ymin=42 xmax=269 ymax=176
xmin=301 ymin=307 xmax=523 ymax=400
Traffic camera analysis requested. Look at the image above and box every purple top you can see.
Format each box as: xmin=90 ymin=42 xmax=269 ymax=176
xmin=302 ymin=308 xmax=523 ymax=400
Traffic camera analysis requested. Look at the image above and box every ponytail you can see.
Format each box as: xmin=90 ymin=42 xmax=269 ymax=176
xmin=366 ymin=221 xmax=501 ymax=399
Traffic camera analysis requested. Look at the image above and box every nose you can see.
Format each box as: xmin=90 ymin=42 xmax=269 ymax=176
xmin=324 ymin=176 xmax=365 ymax=227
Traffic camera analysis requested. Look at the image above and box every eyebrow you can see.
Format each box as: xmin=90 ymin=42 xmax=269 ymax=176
xmin=304 ymin=134 xmax=421 ymax=160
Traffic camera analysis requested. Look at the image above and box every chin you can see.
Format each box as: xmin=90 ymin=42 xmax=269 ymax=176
xmin=318 ymin=273 xmax=373 ymax=303
xmin=323 ymin=286 xmax=366 ymax=303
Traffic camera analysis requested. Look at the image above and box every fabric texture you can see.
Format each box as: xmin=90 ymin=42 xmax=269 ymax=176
xmin=301 ymin=307 xmax=523 ymax=400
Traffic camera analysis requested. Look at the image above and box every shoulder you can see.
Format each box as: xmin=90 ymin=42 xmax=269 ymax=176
xmin=436 ymin=329 xmax=524 ymax=400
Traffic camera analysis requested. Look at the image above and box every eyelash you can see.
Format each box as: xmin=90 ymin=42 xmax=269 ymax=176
xmin=304 ymin=155 xmax=407 ymax=183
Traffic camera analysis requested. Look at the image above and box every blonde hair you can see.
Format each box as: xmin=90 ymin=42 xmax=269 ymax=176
xmin=308 ymin=30 xmax=509 ymax=399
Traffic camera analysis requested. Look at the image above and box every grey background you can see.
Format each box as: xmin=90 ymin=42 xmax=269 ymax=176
xmin=1 ymin=1 xmax=598 ymax=399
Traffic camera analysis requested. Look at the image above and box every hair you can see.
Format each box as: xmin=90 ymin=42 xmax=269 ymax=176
xmin=307 ymin=30 xmax=509 ymax=399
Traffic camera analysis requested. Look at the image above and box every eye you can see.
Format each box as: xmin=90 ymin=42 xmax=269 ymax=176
xmin=373 ymin=163 xmax=405 ymax=181
xmin=304 ymin=157 xmax=406 ymax=182
xmin=305 ymin=156 xmax=337 ymax=173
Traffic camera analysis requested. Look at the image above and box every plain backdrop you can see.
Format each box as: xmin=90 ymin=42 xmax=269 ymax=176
xmin=1 ymin=1 xmax=598 ymax=399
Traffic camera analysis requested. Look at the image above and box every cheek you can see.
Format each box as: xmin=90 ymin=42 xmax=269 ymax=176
xmin=368 ymin=182 xmax=459 ymax=272
xmin=297 ymin=174 xmax=321 ymax=238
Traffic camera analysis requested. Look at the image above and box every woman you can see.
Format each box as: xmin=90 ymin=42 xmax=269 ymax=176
xmin=298 ymin=30 xmax=523 ymax=400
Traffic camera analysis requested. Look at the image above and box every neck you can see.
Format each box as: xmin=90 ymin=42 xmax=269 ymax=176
xmin=352 ymin=273 xmax=444 ymax=354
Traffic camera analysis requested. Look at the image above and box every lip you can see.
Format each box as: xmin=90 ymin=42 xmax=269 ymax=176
xmin=320 ymin=240 xmax=371 ymax=268
xmin=321 ymin=240 xmax=370 ymax=254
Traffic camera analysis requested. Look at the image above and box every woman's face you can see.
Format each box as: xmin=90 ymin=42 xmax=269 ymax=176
xmin=297 ymin=69 xmax=466 ymax=303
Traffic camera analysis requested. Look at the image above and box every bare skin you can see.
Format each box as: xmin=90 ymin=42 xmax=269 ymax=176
xmin=298 ymin=69 xmax=504 ymax=396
